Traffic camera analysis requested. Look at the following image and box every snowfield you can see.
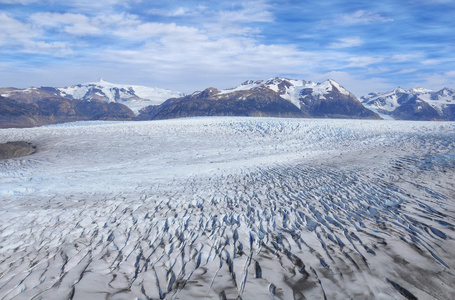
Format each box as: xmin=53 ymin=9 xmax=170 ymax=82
xmin=1 ymin=117 xmax=455 ymax=299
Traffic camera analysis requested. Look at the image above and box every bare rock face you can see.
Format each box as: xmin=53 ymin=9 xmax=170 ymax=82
xmin=0 ymin=141 xmax=36 ymax=159
xmin=0 ymin=95 xmax=136 ymax=128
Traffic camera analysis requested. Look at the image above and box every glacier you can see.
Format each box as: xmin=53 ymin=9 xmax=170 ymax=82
xmin=1 ymin=117 xmax=455 ymax=299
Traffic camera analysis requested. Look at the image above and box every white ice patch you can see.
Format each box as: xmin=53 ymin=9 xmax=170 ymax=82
xmin=59 ymin=86 xmax=89 ymax=100
xmin=310 ymin=79 xmax=350 ymax=98
xmin=219 ymin=81 xmax=263 ymax=95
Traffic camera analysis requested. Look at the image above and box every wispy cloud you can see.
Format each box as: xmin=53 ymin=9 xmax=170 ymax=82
xmin=0 ymin=0 xmax=141 ymax=9
xmin=421 ymin=58 xmax=455 ymax=65
xmin=336 ymin=10 xmax=393 ymax=26
xmin=29 ymin=13 xmax=103 ymax=36
xmin=147 ymin=6 xmax=207 ymax=17
xmin=148 ymin=1 xmax=273 ymax=24
xmin=329 ymin=37 xmax=364 ymax=48
xmin=0 ymin=12 xmax=37 ymax=43
xmin=0 ymin=13 xmax=72 ymax=55
xmin=217 ymin=1 xmax=274 ymax=23
xmin=27 ymin=12 xmax=203 ymax=41
xmin=0 ymin=0 xmax=40 ymax=4
xmin=391 ymin=53 xmax=424 ymax=62
xmin=394 ymin=68 xmax=418 ymax=75
xmin=412 ymin=71 xmax=455 ymax=91
xmin=347 ymin=56 xmax=384 ymax=68
xmin=60 ymin=0 xmax=143 ymax=12
xmin=413 ymin=0 xmax=454 ymax=3
xmin=114 ymin=21 xmax=202 ymax=41
xmin=24 ymin=41 xmax=73 ymax=55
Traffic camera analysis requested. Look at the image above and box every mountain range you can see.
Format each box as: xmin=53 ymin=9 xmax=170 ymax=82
xmin=0 ymin=80 xmax=184 ymax=128
xmin=1 ymin=79 xmax=184 ymax=114
xmin=137 ymin=78 xmax=379 ymax=120
xmin=1 ymin=78 xmax=455 ymax=128
xmin=361 ymin=87 xmax=455 ymax=121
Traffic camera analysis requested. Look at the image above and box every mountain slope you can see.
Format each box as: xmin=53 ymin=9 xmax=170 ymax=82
xmin=58 ymin=79 xmax=185 ymax=113
xmin=299 ymin=79 xmax=380 ymax=119
xmin=361 ymin=87 xmax=455 ymax=120
xmin=136 ymin=85 xmax=307 ymax=120
xmin=137 ymin=78 xmax=380 ymax=120
xmin=0 ymin=79 xmax=185 ymax=114
xmin=0 ymin=87 xmax=64 ymax=104
xmin=0 ymin=95 xmax=135 ymax=128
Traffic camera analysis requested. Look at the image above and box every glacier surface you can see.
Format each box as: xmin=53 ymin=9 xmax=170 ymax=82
xmin=1 ymin=117 xmax=455 ymax=299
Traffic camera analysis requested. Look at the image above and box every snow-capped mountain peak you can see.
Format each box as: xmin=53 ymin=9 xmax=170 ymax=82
xmin=58 ymin=80 xmax=185 ymax=114
xmin=218 ymin=77 xmax=354 ymax=109
xmin=393 ymin=87 xmax=406 ymax=94
xmin=219 ymin=80 xmax=263 ymax=95
xmin=410 ymin=87 xmax=433 ymax=94
xmin=437 ymin=87 xmax=455 ymax=96
xmin=361 ymin=86 xmax=455 ymax=120
xmin=263 ymin=77 xmax=308 ymax=108
xmin=157 ymin=77 xmax=378 ymax=120
xmin=309 ymin=79 xmax=350 ymax=97
xmin=218 ymin=77 xmax=308 ymax=108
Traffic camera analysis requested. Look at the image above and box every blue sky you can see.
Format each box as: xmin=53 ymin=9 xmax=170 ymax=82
xmin=1 ymin=0 xmax=455 ymax=96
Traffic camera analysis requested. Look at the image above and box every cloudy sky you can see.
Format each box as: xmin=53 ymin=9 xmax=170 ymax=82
xmin=1 ymin=0 xmax=455 ymax=96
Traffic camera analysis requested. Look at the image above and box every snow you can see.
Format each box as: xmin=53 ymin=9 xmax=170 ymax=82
xmin=219 ymin=78 xmax=350 ymax=109
xmin=365 ymin=107 xmax=396 ymax=120
xmin=376 ymin=94 xmax=401 ymax=112
xmin=58 ymin=79 xmax=185 ymax=114
xmin=419 ymin=88 xmax=455 ymax=113
xmin=218 ymin=78 xmax=309 ymax=107
xmin=310 ymin=79 xmax=350 ymax=97
xmin=362 ymin=89 xmax=405 ymax=112
xmin=167 ymin=77 xmax=350 ymax=109
xmin=362 ymin=87 xmax=455 ymax=114
xmin=266 ymin=78 xmax=308 ymax=109
xmin=218 ymin=81 xmax=263 ymax=94
xmin=59 ymin=85 xmax=89 ymax=100
xmin=1 ymin=117 xmax=455 ymax=299
xmin=410 ymin=87 xmax=433 ymax=94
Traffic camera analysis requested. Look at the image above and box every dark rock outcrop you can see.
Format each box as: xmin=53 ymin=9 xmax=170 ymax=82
xmin=0 ymin=141 xmax=36 ymax=159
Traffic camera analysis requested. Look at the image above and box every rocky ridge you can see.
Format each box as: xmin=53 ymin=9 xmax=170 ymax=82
xmin=0 ymin=95 xmax=135 ymax=128
xmin=361 ymin=87 xmax=455 ymax=120
xmin=1 ymin=79 xmax=185 ymax=114
xmin=137 ymin=78 xmax=381 ymax=120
